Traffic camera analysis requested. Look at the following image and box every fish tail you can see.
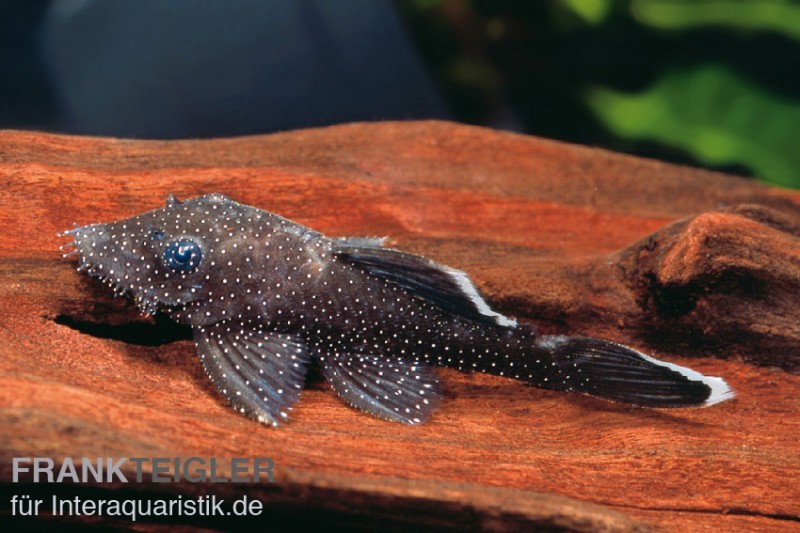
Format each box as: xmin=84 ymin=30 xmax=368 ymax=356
xmin=526 ymin=335 xmax=734 ymax=407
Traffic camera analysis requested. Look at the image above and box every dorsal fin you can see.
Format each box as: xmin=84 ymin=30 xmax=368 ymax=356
xmin=333 ymin=242 xmax=517 ymax=328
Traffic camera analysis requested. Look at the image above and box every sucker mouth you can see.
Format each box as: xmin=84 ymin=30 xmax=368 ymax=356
xmin=68 ymin=260 xmax=171 ymax=317
xmin=59 ymin=227 xmax=198 ymax=317
xmin=59 ymin=230 xmax=154 ymax=315
xmin=75 ymin=258 xmax=144 ymax=308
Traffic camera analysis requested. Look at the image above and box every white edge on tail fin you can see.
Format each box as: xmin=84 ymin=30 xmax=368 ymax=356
xmin=637 ymin=352 xmax=735 ymax=407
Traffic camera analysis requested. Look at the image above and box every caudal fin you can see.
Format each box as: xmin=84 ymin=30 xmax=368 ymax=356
xmin=533 ymin=336 xmax=734 ymax=408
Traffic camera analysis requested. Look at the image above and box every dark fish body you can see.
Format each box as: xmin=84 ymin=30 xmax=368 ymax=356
xmin=62 ymin=194 xmax=733 ymax=425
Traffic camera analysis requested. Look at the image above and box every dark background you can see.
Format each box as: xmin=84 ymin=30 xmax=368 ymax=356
xmin=2 ymin=0 xmax=799 ymax=187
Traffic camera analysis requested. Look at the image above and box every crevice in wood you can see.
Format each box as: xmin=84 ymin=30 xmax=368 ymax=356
xmin=51 ymin=313 xmax=191 ymax=346
xmin=614 ymin=503 xmax=800 ymax=524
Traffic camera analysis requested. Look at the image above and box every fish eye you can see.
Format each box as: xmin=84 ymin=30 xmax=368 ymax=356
xmin=163 ymin=240 xmax=202 ymax=273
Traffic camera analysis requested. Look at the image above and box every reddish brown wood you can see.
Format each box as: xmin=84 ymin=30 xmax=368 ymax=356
xmin=1 ymin=122 xmax=799 ymax=530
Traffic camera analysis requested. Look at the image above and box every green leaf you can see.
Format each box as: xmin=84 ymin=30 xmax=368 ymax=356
xmin=585 ymin=65 xmax=800 ymax=187
xmin=561 ymin=0 xmax=614 ymax=25
xmin=631 ymin=0 xmax=800 ymax=40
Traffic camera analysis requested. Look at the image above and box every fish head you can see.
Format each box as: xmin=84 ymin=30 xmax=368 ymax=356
xmin=61 ymin=193 xmax=260 ymax=318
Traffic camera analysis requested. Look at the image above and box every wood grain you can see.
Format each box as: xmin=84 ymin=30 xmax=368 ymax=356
xmin=1 ymin=122 xmax=798 ymax=530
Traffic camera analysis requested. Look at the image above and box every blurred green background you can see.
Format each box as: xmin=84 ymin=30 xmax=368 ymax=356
xmin=3 ymin=1 xmax=798 ymax=188
xmin=397 ymin=0 xmax=800 ymax=188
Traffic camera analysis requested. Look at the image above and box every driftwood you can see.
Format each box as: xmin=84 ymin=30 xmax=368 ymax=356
xmin=1 ymin=122 xmax=798 ymax=530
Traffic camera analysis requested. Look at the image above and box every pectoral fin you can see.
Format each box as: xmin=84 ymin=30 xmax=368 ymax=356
xmin=194 ymin=320 xmax=311 ymax=426
xmin=317 ymin=352 xmax=442 ymax=424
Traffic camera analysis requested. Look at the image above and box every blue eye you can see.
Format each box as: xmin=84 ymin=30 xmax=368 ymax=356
xmin=163 ymin=240 xmax=202 ymax=272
